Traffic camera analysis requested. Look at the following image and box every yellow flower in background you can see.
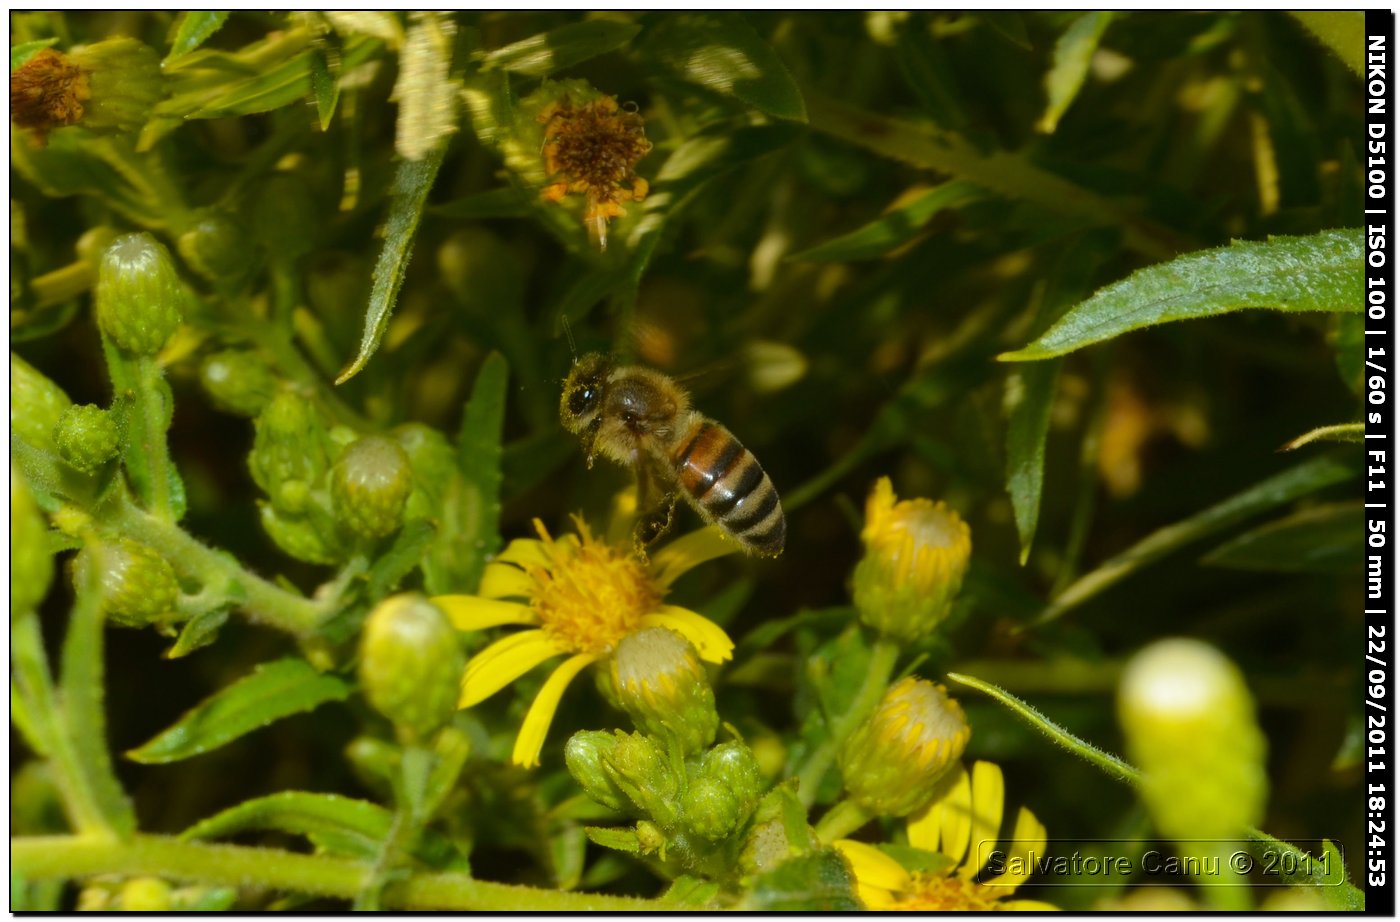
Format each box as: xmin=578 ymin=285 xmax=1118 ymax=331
xmin=433 ymin=516 xmax=736 ymax=768
xmin=853 ymin=477 xmax=971 ymax=641
xmin=836 ymin=761 xmax=1056 ymax=911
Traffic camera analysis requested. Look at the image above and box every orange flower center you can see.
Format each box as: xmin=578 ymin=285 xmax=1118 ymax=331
xmin=887 ymin=872 xmax=1006 ymax=912
xmin=526 ymin=520 xmax=660 ymax=658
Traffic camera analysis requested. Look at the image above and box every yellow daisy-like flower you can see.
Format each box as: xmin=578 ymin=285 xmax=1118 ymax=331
xmin=836 ymin=761 xmax=1057 ymax=911
xmin=433 ymin=516 xmax=737 ymax=768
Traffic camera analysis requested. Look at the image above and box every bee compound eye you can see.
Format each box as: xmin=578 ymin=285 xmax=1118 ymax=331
xmin=569 ymin=387 xmax=593 ymax=416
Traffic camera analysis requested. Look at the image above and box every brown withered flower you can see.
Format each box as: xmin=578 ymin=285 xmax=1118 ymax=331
xmin=538 ymin=94 xmax=652 ymax=250
xmin=10 ymin=48 xmax=90 ymax=142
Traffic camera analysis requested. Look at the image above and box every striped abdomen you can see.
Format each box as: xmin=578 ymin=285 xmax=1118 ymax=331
xmin=671 ymin=420 xmax=785 ymax=556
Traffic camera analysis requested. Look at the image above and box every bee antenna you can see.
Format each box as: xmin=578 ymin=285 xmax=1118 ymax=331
xmin=561 ymin=315 xmax=578 ymax=362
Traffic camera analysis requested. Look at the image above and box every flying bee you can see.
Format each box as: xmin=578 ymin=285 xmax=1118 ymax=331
xmin=560 ymin=353 xmax=785 ymax=557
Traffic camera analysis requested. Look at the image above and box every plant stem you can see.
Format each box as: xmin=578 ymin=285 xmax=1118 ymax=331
xmin=107 ymin=493 xmax=327 ymax=637
xmin=813 ymin=798 xmax=873 ymax=844
xmin=134 ymin=356 xmax=179 ymax=520
xmin=30 ymin=260 xmax=95 ymax=308
xmin=12 ymin=835 xmax=682 ymax=911
xmin=795 ymin=636 xmax=900 ymax=808
xmin=10 ymin=613 xmax=113 ymax=838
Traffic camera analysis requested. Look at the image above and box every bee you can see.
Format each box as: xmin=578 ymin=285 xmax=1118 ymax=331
xmin=560 ymin=353 xmax=785 ymax=557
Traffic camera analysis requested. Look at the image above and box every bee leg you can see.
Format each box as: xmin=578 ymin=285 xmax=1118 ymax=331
xmin=633 ymin=492 xmax=679 ymax=559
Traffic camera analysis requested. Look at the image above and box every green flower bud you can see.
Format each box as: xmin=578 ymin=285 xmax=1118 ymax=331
xmin=565 ymin=730 xmax=631 ymax=813
xmin=118 ymin=877 xmax=172 ymax=911
xmin=839 ymin=678 xmax=970 ymax=818
xmin=74 ymin=538 xmax=180 ymax=628
xmin=1118 ymin=639 xmax=1268 ymax=841
xmin=853 ymin=478 xmax=971 ymax=641
xmin=394 ymin=423 xmax=457 ymax=518
xmin=259 ymin=503 xmax=341 ymax=566
xmin=200 ymin=350 xmax=278 ymax=418
xmin=11 ymin=353 xmax=72 ymax=452
xmin=54 ymin=404 xmax=119 ymax=473
xmin=67 ymin=38 xmax=164 ymax=133
xmin=611 ymin=627 xmax=718 ymax=756
xmin=604 ymin=731 xmax=681 ymax=828
xmin=332 ymin=436 xmax=413 ymax=539
xmin=250 ymin=391 xmax=335 ymax=513
xmin=178 ymin=210 xmax=256 ymax=285
xmin=11 ymin=470 xmax=53 ymax=616
xmin=359 ymin=594 xmax=464 ymax=740
xmin=681 ymin=743 xmax=763 ymax=842
xmin=96 ymin=233 xmax=184 ymax=355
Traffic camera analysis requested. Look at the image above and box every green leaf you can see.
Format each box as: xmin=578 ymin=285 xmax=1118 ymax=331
xmin=1000 ymin=229 xmax=1363 ymax=362
xmin=641 ymin=13 xmax=806 ymax=121
xmin=1005 ymin=361 xmax=1061 ymax=564
xmin=1037 ymin=12 xmax=1114 ymax=134
xmin=1289 ymin=12 xmax=1365 ymax=77
xmin=790 ymin=182 xmax=981 ymax=262
xmin=364 ymin=518 xmax=436 ymax=600
xmin=1036 ymin=453 xmax=1358 ymax=625
xmin=584 ymin=826 xmax=641 ymax=854
xmin=661 ymin=876 xmax=721 ymax=906
xmin=336 ymin=142 xmax=447 ymax=384
xmin=452 ymin=357 xmax=510 ymax=589
xmin=183 ymin=792 xmax=393 ymax=858
xmin=165 ymin=11 xmax=231 ymax=64
xmin=128 ymin=658 xmax=352 ymax=763
xmin=1331 ymin=311 xmax=1364 ymax=396
xmin=481 ymin=19 xmax=640 ymax=77
xmin=1283 ymin=422 xmax=1364 ymax=450
xmin=10 ymin=38 xmax=58 ymax=72
xmin=739 ymin=850 xmax=861 ymax=911
xmin=309 ymin=44 xmax=340 ymax=132
xmin=164 ymin=605 xmax=230 ymax=659
xmin=1202 ymin=501 xmax=1361 ymax=573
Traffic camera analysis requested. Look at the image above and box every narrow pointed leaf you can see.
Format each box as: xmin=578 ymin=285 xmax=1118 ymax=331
xmin=309 ymin=44 xmax=340 ymax=131
xmin=336 ymin=142 xmax=447 ymax=384
xmin=166 ymin=11 xmax=231 ymax=64
xmin=1202 ymin=501 xmax=1361 ymax=572
xmin=1005 ymin=361 xmax=1061 ymax=564
xmin=128 ymin=658 xmax=351 ymax=763
xmin=1036 ymin=453 xmax=1358 ymax=625
xmin=1289 ymin=12 xmax=1365 ymax=77
xmin=791 ymin=182 xmax=981 ymax=262
xmin=482 ymin=19 xmax=640 ymax=77
xmin=444 ymin=352 xmax=508 ymax=594
xmin=182 ymin=792 xmax=392 ymax=858
xmin=1283 ymin=422 xmax=1364 ymax=450
xmin=1001 ymin=229 xmax=1363 ymax=362
xmin=1037 ymin=12 xmax=1114 ymax=133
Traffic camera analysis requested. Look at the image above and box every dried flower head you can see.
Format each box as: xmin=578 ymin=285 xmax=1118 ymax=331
xmin=10 ymin=48 xmax=89 ymax=142
xmin=537 ymin=90 xmax=652 ymax=250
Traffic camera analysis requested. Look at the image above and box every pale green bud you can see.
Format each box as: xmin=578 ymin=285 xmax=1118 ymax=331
xmin=68 ymin=38 xmax=164 ymax=133
xmin=11 ymin=470 xmax=53 ymax=616
xmin=74 ymin=538 xmax=180 ymax=628
xmin=359 ymin=594 xmax=464 ymax=740
xmin=178 ymin=210 xmax=255 ymax=285
xmin=1118 ymin=639 xmax=1268 ymax=841
xmin=199 ymin=350 xmax=278 ymax=418
xmin=565 ymin=731 xmax=631 ymax=813
xmin=840 ymin=678 xmax=970 ymax=817
xmin=604 ymin=732 xmax=681 ymax=828
xmin=258 ymin=503 xmax=341 ymax=566
xmin=54 ymin=404 xmax=119 ymax=473
xmin=681 ymin=742 xmax=764 ymax=842
xmin=250 ymin=391 xmax=335 ymax=513
xmin=332 ymin=436 xmax=413 ymax=539
xmin=11 ymin=353 xmax=72 ymax=452
xmin=611 ymin=627 xmax=718 ymax=756
xmin=118 ymin=877 xmax=172 ymax=911
xmin=96 ymin=233 xmax=184 ymax=355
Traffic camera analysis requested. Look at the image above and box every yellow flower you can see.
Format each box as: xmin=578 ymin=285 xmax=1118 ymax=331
xmin=836 ymin=761 xmax=1057 ymax=911
xmin=853 ymin=477 xmax=971 ymax=641
xmin=433 ymin=516 xmax=737 ymax=768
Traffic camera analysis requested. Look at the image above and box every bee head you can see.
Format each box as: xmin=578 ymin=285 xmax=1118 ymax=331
xmin=560 ymin=352 xmax=610 ymax=433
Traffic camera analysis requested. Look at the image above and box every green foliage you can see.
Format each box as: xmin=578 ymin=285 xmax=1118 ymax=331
xmin=9 ymin=9 xmax=1366 ymax=912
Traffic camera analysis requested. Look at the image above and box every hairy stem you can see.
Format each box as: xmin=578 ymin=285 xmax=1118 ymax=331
xmin=12 ymin=835 xmax=682 ymax=911
xmin=795 ymin=636 xmax=900 ymax=808
xmin=813 ymin=798 xmax=873 ymax=845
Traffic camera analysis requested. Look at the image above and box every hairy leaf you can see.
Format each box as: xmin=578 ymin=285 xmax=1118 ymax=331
xmin=1202 ymin=501 xmax=1361 ymax=573
xmin=1001 ymin=229 xmax=1363 ymax=362
xmin=128 ymin=658 xmax=351 ymax=763
xmin=1005 ymin=361 xmax=1061 ymax=564
xmin=182 ymin=792 xmax=393 ymax=858
xmin=165 ymin=11 xmax=231 ymax=64
xmin=1038 ymin=11 xmax=1114 ymax=133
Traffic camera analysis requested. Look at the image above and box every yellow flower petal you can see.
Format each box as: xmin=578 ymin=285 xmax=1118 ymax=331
xmin=648 ymin=526 xmax=741 ymax=589
xmin=937 ymin=762 xmax=974 ymax=869
xmin=433 ymin=595 xmax=537 ymax=632
xmin=834 ymin=839 xmax=907 ymax=909
xmin=998 ymin=898 xmax=1059 ymax=911
xmin=478 ymin=562 xmax=534 ymax=600
xmin=494 ymin=538 xmax=549 ymax=569
xmin=906 ymin=798 xmax=941 ymax=854
xmin=961 ymin=761 xmax=1005 ymax=879
xmin=641 ymin=605 xmax=734 ymax=663
xmin=459 ymin=629 xmax=565 ymax=708
xmin=988 ymin=806 xmax=1047 ymax=892
xmin=511 ymin=653 xmax=595 ymax=768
